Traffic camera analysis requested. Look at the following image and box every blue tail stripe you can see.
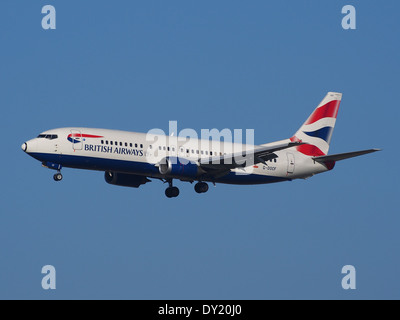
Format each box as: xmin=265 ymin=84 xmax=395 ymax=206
xmin=303 ymin=126 xmax=333 ymax=143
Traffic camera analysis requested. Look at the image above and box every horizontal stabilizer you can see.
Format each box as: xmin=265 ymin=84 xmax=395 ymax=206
xmin=312 ymin=149 xmax=381 ymax=163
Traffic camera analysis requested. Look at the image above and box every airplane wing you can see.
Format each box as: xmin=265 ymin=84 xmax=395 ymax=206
xmin=198 ymin=141 xmax=304 ymax=173
xmin=312 ymin=149 xmax=381 ymax=163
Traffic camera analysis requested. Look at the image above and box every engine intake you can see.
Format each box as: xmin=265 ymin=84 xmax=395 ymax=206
xmin=105 ymin=171 xmax=150 ymax=188
xmin=159 ymin=157 xmax=199 ymax=178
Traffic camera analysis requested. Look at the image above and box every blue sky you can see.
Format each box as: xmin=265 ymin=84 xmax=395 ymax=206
xmin=0 ymin=1 xmax=398 ymax=299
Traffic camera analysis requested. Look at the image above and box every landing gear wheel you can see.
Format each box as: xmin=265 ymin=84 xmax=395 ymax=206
xmin=165 ymin=186 xmax=180 ymax=198
xmin=53 ymin=173 xmax=63 ymax=181
xmin=195 ymin=182 xmax=209 ymax=194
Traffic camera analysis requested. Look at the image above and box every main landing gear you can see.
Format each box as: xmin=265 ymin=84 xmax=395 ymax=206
xmin=53 ymin=171 xmax=63 ymax=182
xmin=194 ymin=182 xmax=209 ymax=194
xmin=165 ymin=180 xmax=180 ymax=198
xmin=164 ymin=180 xmax=209 ymax=198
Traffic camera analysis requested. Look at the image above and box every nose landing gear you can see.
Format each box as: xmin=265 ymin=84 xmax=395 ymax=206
xmin=53 ymin=171 xmax=63 ymax=182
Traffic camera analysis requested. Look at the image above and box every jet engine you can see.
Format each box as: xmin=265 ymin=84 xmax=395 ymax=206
xmin=158 ymin=157 xmax=199 ymax=178
xmin=105 ymin=171 xmax=150 ymax=188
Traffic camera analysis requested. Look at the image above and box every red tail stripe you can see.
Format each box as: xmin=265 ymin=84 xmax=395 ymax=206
xmin=305 ymin=100 xmax=340 ymax=125
xmin=295 ymin=144 xmax=325 ymax=157
xmin=290 ymin=136 xmax=326 ymax=156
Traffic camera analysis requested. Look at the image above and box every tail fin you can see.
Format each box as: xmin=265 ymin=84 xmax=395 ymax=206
xmin=290 ymin=92 xmax=342 ymax=156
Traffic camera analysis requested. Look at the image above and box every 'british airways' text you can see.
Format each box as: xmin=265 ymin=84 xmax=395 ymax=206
xmin=84 ymin=144 xmax=144 ymax=156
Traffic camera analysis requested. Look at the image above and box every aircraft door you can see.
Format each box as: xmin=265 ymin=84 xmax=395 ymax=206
xmin=70 ymin=129 xmax=83 ymax=150
xmin=287 ymin=152 xmax=295 ymax=174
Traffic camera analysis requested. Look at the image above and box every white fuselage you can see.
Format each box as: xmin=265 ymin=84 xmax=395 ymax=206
xmin=23 ymin=127 xmax=329 ymax=185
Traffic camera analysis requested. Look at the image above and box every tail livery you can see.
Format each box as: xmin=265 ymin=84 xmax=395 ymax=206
xmin=291 ymin=92 xmax=342 ymax=157
xmin=291 ymin=92 xmax=379 ymax=170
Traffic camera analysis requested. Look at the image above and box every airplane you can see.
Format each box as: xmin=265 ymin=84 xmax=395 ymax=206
xmin=21 ymin=92 xmax=379 ymax=198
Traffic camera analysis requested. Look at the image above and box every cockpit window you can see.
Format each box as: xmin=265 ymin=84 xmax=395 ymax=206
xmin=37 ymin=134 xmax=58 ymax=140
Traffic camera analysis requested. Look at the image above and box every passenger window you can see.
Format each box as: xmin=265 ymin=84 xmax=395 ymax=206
xmin=130 ymin=143 xmax=133 ymax=147
xmin=201 ymin=151 xmax=204 ymax=155
xmin=159 ymin=146 xmax=162 ymax=150
xmin=135 ymin=143 xmax=138 ymax=148
xmin=172 ymin=147 xmax=175 ymax=152
xmin=110 ymin=141 xmax=113 ymax=145
xmin=210 ymin=151 xmax=213 ymax=156
xmin=101 ymin=140 xmax=104 ymax=144
xmin=196 ymin=150 xmax=199 ymax=154
xmin=191 ymin=150 xmax=194 ymax=154
xmin=115 ymin=141 xmax=118 ymax=145
xmin=120 ymin=142 xmax=123 ymax=146
xmin=163 ymin=146 xmax=166 ymax=151
xmin=205 ymin=151 xmax=208 ymax=155
xmin=125 ymin=142 xmax=128 ymax=147
xmin=140 ymin=144 xmax=143 ymax=148
xmin=186 ymin=149 xmax=189 ymax=153
xmin=150 ymin=145 xmax=152 ymax=149
xmin=106 ymin=141 xmax=109 ymax=145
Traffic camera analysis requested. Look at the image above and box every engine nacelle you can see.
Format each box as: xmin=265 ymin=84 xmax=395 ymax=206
xmin=159 ymin=157 xmax=199 ymax=178
xmin=105 ymin=171 xmax=150 ymax=188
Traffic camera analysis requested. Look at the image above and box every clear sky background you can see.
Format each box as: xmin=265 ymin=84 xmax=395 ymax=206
xmin=0 ymin=1 xmax=399 ymax=299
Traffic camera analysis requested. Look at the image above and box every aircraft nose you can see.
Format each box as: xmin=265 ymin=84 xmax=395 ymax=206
xmin=21 ymin=142 xmax=27 ymax=152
